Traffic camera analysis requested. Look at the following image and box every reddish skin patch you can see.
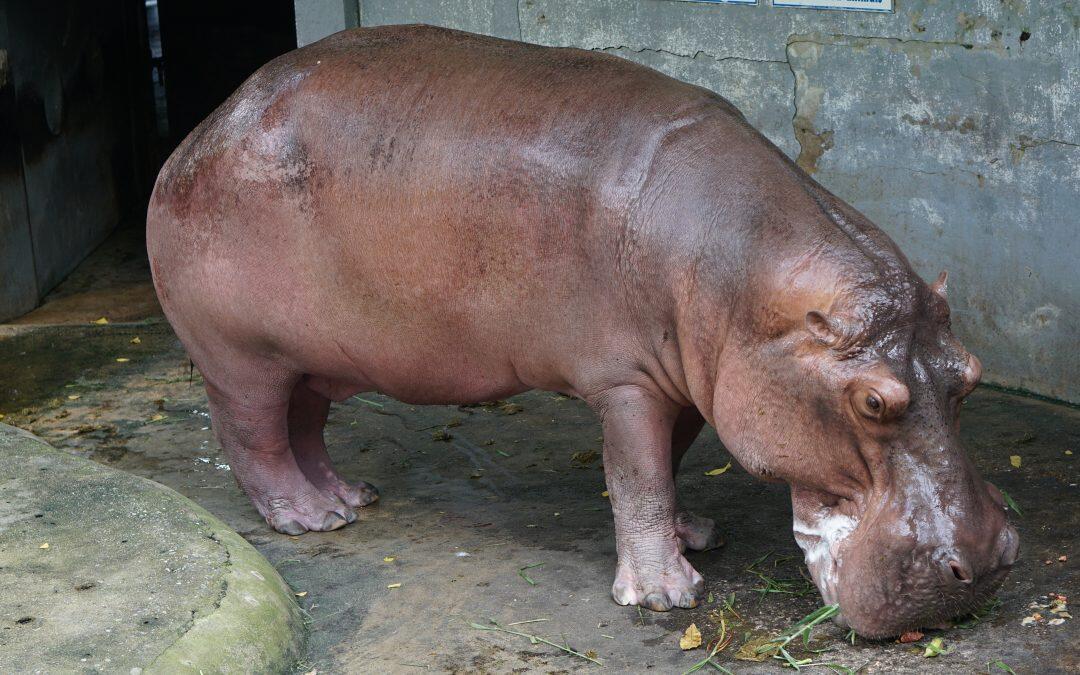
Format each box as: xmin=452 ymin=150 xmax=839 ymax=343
xmin=147 ymin=25 xmax=1017 ymax=636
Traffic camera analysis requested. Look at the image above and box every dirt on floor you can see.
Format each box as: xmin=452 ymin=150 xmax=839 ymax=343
xmin=1 ymin=229 xmax=1077 ymax=673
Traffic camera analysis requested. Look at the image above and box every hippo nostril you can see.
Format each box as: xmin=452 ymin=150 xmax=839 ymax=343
xmin=948 ymin=560 xmax=973 ymax=584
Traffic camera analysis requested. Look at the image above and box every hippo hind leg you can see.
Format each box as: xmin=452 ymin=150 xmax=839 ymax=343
xmin=205 ymin=367 xmax=357 ymax=535
xmin=672 ymin=407 xmax=723 ymax=552
xmin=288 ymin=379 xmax=380 ymax=509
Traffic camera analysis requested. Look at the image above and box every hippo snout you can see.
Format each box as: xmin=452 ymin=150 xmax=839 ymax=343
xmin=831 ymin=516 xmax=1018 ymax=638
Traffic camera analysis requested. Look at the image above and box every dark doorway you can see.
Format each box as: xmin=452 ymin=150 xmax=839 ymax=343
xmin=0 ymin=0 xmax=298 ymax=323
xmin=156 ymin=0 xmax=297 ymax=149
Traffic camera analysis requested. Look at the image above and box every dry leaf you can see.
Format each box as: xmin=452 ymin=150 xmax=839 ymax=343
xmin=150 ymin=414 xmax=166 ymax=422
xmin=601 ymin=490 xmax=610 ymax=497
xmin=1009 ymin=455 xmax=1022 ymax=468
xmin=39 ymin=543 xmax=49 ymax=549
xmin=131 ymin=336 xmax=142 ymax=344
xmin=704 ymin=462 xmax=732 ymax=477
xmin=67 ymin=395 xmax=80 ymax=401
xmin=116 ymin=358 xmax=130 ymax=363
xmin=92 ymin=317 xmax=109 ymax=325
xmin=383 ymin=556 xmax=395 ymax=562
xmin=679 ymin=623 xmax=702 ymax=650
xmin=295 ymin=591 xmax=308 ymax=597
xmin=387 ymin=583 xmax=402 ymax=589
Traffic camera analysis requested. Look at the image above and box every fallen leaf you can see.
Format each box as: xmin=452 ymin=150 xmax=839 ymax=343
xmin=899 ymin=630 xmax=924 ymax=643
xmin=150 ymin=414 xmax=166 ymax=422
xmin=1009 ymin=455 xmax=1022 ymax=468
xmin=1065 ymin=450 xmax=1073 ymax=455
xmin=115 ymin=357 xmax=130 ymax=363
xmin=704 ymin=462 xmax=732 ymax=476
xmin=387 ymin=583 xmax=402 ymax=589
xmin=1049 ymin=618 xmax=1065 ymax=626
xmin=67 ymin=395 xmax=80 ymax=401
xmin=923 ymin=637 xmax=949 ymax=657
xmin=131 ymin=336 xmax=142 ymax=344
xmin=91 ymin=317 xmax=109 ymax=325
xmin=294 ymin=591 xmax=308 ymax=597
xmin=601 ymin=490 xmax=610 ymax=497
xmin=499 ymin=402 xmax=524 ymax=415
xmin=39 ymin=543 xmax=49 ymax=549
xmin=383 ymin=556 xmax=395 ymax=562
xmin=679 ymin=623 xmax=702 ymax=650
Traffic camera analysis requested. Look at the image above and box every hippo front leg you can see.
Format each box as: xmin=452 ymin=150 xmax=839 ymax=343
xmin=592 ymin=385 xmax=705 ymax=611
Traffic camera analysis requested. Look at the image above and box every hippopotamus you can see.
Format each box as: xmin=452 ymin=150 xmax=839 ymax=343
xmin=147 ymin=25 xmax=1018 ymax=637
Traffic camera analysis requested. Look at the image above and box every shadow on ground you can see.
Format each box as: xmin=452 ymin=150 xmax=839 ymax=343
xmin=1 ymin=316 xmax=1076 ymax=674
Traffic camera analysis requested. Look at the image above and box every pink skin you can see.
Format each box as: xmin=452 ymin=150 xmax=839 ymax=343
xmin=147 ymin=26 xmax=1015 ymax=632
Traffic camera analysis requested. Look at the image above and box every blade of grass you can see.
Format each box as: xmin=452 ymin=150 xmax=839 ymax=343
xmin=352 ymin=396 xmax=385 ymax=408
xmin=506 ymin=618 xmax=550 ymax=626
xmin=999 ymin=489 xmax=1022 ymax=517
xmin=518 ymin=562 xmax=545 ymax=585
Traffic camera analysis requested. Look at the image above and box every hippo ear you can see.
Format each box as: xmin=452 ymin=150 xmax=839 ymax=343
xmin=930 ymin=270 xmax=948 ymax=299
xmin=805 ymin=310 xmax=840 ymax=346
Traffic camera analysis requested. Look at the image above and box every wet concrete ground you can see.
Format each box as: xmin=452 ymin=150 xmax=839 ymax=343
xmin=1 ymin=231 xmax=1077 ymax=673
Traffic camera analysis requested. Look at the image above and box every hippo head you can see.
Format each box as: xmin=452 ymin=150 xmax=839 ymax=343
xmin=713 ymin=265 xmax=1019 ymax=638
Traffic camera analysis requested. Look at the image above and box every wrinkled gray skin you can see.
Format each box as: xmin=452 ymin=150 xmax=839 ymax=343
xmin=146 ymin=25 xmax=1018 ymax=638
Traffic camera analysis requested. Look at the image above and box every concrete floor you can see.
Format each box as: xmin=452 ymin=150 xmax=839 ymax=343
xmin=1 ymin=228 xmax=1077 ymax=673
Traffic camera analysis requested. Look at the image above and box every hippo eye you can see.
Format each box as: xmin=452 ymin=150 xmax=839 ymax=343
xmin=854 ymin=389 xmax=886 ymax=419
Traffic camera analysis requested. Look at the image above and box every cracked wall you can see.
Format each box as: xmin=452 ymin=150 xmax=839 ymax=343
xmin=299 ymin=1 xmax=1080 ymax=402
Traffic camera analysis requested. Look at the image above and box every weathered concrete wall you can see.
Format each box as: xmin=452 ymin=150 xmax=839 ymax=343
xmin=294 ymin=0 xmax=360 ymax=47
xmin=299 ymin=1 xmax=1080 ymax=403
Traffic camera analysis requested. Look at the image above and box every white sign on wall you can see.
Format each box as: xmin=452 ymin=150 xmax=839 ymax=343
xmin=773 ymin=0 xmax=892 ymax=11
xmin=673 ymin=0 xmax=759 ymax=6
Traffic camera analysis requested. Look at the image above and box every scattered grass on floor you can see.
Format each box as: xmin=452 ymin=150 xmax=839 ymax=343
xmin=742 ymin=604 xmax=860 ymax=673
xmin=745 ymin=552 xmax=816 ymax=598
xmin=470 ymin=618 xmax=602 ymax=666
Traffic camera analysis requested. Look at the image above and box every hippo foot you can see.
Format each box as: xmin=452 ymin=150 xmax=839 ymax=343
xmin=261 ymin=489 xmax=359 ymax=535
xmin=611 ymin=555 xmax=705 ymax=611
xmin=675 ymin=509 xmax=723 ymax=552
xmin=307 ymin=471 xmax=380 ymax=510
